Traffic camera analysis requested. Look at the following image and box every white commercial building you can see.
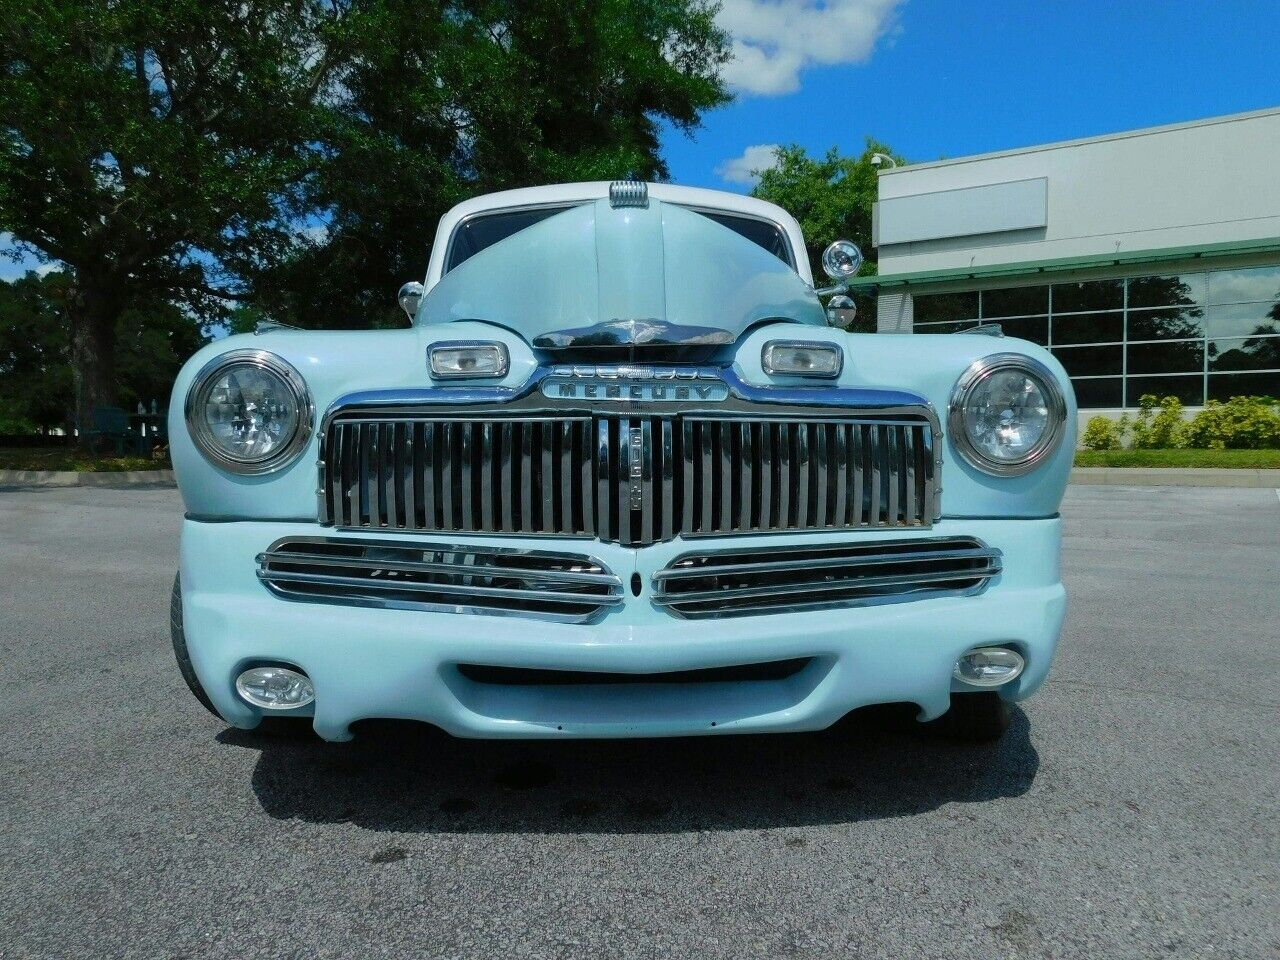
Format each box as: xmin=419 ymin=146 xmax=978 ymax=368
xmin=856 ymin=107 xmax=1280 ymax=411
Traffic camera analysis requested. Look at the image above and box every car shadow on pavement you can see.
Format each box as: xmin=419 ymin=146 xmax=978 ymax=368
xmin=219 ymin=704 xmax=1039 ymax=833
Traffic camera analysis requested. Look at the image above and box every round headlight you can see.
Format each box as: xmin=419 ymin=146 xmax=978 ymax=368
xmin=185 ymin=350 xmax=313 ymax=474
xmin=949 ymin=354 xmax=1066 ymax=476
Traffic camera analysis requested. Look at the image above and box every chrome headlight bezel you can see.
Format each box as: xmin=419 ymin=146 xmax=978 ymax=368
xmin=948 ymin=353 xmax=1067 ymax=477
xmin=184 ymin=349 xmax=314 ymax=475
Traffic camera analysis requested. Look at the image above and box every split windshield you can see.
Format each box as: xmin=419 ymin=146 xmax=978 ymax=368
xmin=444 ymin=204 xmax=794 ymax=272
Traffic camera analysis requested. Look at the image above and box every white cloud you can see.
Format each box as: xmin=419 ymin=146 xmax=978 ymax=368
xmin=717 ymin=0 xmax=904 ymax=96
xmin=715 ymin=144 xmax=782 ymax=186
xmin=35 ymin=262 xmax=64 ymax=277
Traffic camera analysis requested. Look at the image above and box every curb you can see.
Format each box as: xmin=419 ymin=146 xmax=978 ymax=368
xmin=0 ymin=469 xmax=176 ymax=488
xmin=1070 ymin=467 xmax=1280 ymax=488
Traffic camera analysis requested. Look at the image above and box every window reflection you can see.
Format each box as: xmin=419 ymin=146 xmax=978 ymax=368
xmin=1207 ymin=334 xmax=1280 ymax=372
xmin=1126 ymin=274 xmax=1204 ymax=309
xmin=1053 ymin=344 xmax=1122 ymax=377
xmin=913 ymin=292 xmax=979 ymax=324
xmin=1127 ymin=375 xmax=1203 ymax=405
xmin=1207 ymin=265 xmax=1280 ymax=305
xmin=910 ymin=263 xmax=1280 ymax=406
xmin=1127 ymin=341 xmax=1204 ymax=375
xmin=1070 ymin=378 xmax=1122 ymax=407
xmin=982 ymin=285 xmax=1048 ymax=318
xmin=1127 ymin=306 xmax=1204 ymax=341
xmin=1208 ymin=373 xmax=1280 ymax=400
xmin=1051 ymin=311 xmax=1123 ymax=345
xmin=1051 ymin=279 xmax=1123 ymax=313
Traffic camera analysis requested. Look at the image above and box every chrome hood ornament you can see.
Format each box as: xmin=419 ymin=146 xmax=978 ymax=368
xmin=532 ymin=318 xmax=734 ymax=350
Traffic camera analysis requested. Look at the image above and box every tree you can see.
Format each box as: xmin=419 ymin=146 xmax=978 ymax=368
xmin=752 ymin=141 xmax=902 ymax=281
xmin=253 ymin=0 xmax=731 ymax=328
xmin=0 ymin=0 xmax=347 ymax=443
xmin=0 ymin=271 xmax=209 ymax=433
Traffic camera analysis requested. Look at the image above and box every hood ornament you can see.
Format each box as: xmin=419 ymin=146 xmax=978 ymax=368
xmin=532 ymin=318 xmax=734 ymax=351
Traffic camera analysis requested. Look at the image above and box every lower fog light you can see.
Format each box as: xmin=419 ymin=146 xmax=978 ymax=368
xmin=953 ymin=647 xmax=1025 ymax=688
xmin=235 ymin=666 xmax=315 ymax=710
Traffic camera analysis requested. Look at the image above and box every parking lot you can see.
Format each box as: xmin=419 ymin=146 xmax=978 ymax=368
xmin=0 ymin=483 xmax=1276 ymax=959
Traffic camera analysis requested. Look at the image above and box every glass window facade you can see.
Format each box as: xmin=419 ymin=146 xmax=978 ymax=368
xmin=912 ymin=265 xmax=1280 ymax=407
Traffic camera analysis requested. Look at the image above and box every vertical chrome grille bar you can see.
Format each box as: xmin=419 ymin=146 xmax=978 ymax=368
xmin=422 ymin=422 xmax=436 ymax=529
xmin=851 ymin=424 xmax=865 ymax=526
xmin=439 ymin=422 xmax=454 ymax=529
xmin=718 ymin=421 xmax=733 ymax=532
xmin=368 ymin=422 xmax=382 ymax=527
xmin=327 ymin=423 xmax=343 ymax=527
xmin=541 ymin=420 xmax=555 ymax=533
xmin=890 ymin=424 xmax=901 ymax=522
xmin=699 ymin=421 xmax=713 ymax=533
xmin=815 ymin=424 xmax=829 ymax=528
xmin=868 ymin=425 xmax=882 ymax=527
xmin=739 ymin=422 xmax=753 ymax=532
xmin=596 ymin=418 xmax=611 ymax=542
xmin=618 ymin=417 xmax=633 ymax=544
xmin=580 ymin=419 xmax=595 ymax=536
xmin=480 ymin=422 xmax=495 ymax=532
xmin=460 ymin=422 xmax=474 ymax=531
xmin=660 ymin=418 xmax=674 ymax=541
xmin=560 ymin=420 xmax=574 ymax=534
xmin=832 ymin=424 xmax=847 ymax=529
xmin=795 ymin=422 xmax=810 ymax=528
xmin=641 ymin=419 xmax=655 ymax=544
xmin=681 ymin=419 xmax=695 ymax=533
xmin=759 ymin=422 xmax=773 ymax=530
xmin=903 ymin=424 xmax=917 ymax=524
xmin=383 ymin=422 xmax=397 ymax=527
xmin=499 ymin=422 xmax=513 ymax=532
xmin=519 ymin=421 xmax=533 ymax=533
xmin=777 ymin=423 xmax=791 ymax=528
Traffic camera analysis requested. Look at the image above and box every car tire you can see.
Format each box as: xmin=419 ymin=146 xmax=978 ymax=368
xmin=170 ymin=573 xmax=222 ymax=719
xmin=928 ymin=692 xmax=1011 ymax=742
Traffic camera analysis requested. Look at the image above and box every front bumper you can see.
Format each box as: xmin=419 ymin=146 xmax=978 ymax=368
xmin=179 ymin=518 xmax=1065 ymax=741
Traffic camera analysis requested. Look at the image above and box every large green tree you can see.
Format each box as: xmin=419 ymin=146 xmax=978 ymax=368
xmin=254 ymin=0 xmax=730 ymax=328
xmin=0 ymin=0 xmax=350 ymax=441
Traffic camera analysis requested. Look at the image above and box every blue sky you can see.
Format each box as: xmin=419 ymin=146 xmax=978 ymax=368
xmin=5 ymin=0 xmax=1277 ymax=279
xmin=667 ymin=0 xmax=1280 ymax=190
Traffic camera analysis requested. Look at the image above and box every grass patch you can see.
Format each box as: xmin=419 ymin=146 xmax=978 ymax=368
xmin=0 ymin=446 xmax=171 ymax=472
xmin=1074 ymin=448 xmax=1280 ymax=469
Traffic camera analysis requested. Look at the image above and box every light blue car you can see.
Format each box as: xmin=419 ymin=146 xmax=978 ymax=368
xmin=169 ymin=180 xmax=1074 ymax=743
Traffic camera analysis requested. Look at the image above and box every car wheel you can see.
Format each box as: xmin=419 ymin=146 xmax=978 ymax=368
xmin=928 ymin=692 xmax=1011 ymax=742
xmin=170 ymin=573 xmax=222 ymax=719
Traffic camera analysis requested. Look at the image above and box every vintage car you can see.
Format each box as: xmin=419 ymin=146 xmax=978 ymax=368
xmin=169 ymin=180 xmax=1074 ymax=744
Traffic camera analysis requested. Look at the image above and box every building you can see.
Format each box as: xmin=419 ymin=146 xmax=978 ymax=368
xmin=858 ymin=107 xmax=1280 ymax=414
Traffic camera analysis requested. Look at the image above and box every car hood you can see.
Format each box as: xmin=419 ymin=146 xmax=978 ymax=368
xmin=418 ymin=198 xmax=826 ymax=347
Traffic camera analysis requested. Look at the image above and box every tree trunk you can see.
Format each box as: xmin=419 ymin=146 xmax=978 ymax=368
xmin=68 ymin=277 xmax=123 ymax=450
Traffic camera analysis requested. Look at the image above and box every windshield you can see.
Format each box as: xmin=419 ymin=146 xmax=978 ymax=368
xmin=445 ymin=204 xmax=795 ymax=272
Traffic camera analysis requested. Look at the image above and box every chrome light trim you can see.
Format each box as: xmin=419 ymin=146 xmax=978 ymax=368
xmin=428 ymin=340 xmax=510 ymax=380
xmin=184 ymin=349 xmax=314 ymax=476
xmin=948 ymin=353 xmax=1066 ymax=478
xmin=761 ymin=339 xmax=844 ymax=379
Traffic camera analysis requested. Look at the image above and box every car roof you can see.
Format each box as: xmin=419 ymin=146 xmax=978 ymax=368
xmin=422 ymin=181 xmax=812 ymax=289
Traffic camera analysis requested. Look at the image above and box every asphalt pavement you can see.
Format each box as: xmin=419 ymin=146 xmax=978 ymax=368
xmin=0 ymin=483 xmax=1277 ymax=959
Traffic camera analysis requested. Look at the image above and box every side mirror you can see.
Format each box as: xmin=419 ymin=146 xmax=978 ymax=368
xmin=825 ymin=294 xmax=858 ymax=329
xmin=397 ymin=281 xmax=424 ymax=320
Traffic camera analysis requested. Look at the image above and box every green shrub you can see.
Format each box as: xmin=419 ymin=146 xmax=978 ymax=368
xmin=1183 ymin=396 xmax=1280 ymax=449
xmin=1130 ymin=394 xmax=1186 ymax=449
xmin=1081 ymin=416 xmax=1122 ymax=450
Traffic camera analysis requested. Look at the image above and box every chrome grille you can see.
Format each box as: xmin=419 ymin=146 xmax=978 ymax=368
xmin=652 ymin=537 xmax=1001 ymax=618
xmin=257 ymin=537 xmax=623 ymax=623
xmin=320 ymin=411 xmax=938 ymax=546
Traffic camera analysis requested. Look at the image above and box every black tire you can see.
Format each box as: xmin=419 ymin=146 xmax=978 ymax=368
xmin=170 ymin=573 xmax=222 ymax=719
xmin=927 ymin=692 xmax=1011 ymax=742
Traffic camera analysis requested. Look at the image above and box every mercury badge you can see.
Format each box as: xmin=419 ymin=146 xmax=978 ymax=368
xmin=539 ymin=365 xmax=730 ymax=402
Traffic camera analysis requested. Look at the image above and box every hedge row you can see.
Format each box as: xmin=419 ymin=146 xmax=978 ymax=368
xmin=1082 ymin=395 xmax=1280 ymax=451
